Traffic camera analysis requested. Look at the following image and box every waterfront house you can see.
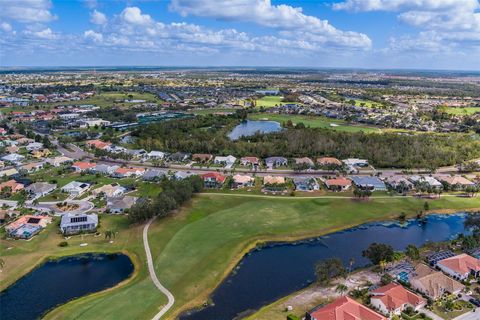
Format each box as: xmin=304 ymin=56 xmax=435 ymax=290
xmin=25 ymin=182 xmax=56 ymax=199
xmin=61 ymin=181 xmax=91 ymax=196
xmin=293 ymin=177 xmax=319 ymax=191
xmin=370 ymin=283 xmax=426 ymax=316
xmin=437 ymin=254 xmax=480 ymax=280
xmin=307 ymin=296 xmax=387 ymax=320
xmin=410 ymin=264 xmax=464 ymax=299
xmin=384 ymin=175 xmax=414 ymax=192
xmin=409 ymin=175 xmax=443 ymax=189
xmin=201 ymin=172 xmax=226 ymax=188
xmin=232 ymin=174 xmax=254 ymax=188
xmin=325 ymin=177 xmax=352 ymax=191
xmin=435 ymin=175 xmax=476 ymax=190
xmin=60 ymin=212 xmax=98 ymax=235
xmin=6 ymin=214 xmax=52 ymax=239
xmin=350 ymin=176 xmax=386 ymax=191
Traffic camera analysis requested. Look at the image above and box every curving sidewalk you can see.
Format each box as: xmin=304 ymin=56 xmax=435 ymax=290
xmin=143 ymin=217 xmax=175 ymax=320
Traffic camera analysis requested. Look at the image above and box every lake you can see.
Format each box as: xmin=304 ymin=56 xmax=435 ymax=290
xmin=181 ymin=213 xmax=471 ymax=320
xmin=0 ymin=253 xmax=134 ymax=320
xmin=228 ymin=120 xmax=282 ymax=140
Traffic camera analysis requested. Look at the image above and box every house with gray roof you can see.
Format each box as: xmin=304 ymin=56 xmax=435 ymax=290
xmin=107 ymin=196 xmax=138 ymax=214
xmin=265 ymin=156 xmax=288 ymax=168
xmin=350 ymin=176 xmax=387 ymax=191
xmin=92 ymin=164 xmax=119 ymax=175
xmin=25 ymin=182 xmax=57 ymax=199
xmin=60 ymin=212 xmax=98 ymax=235
xmin=143 ymin=169 xmax=168 ymax=181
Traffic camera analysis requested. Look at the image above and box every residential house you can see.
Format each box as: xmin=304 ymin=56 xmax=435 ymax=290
xmin=437 ymin=254 xmax=480 ymax=281
xmin=25 ymin=142 xmax=43 ymax=151
xmin=25 ymin=182 xmax=56 ymax=199
xmin=265 ymin=156 xmax=288 ymax=169
xmin=107 ymin=196 xmax=138 ymax=213
xmin=60 ymin=212 xmax=98 ymax=235
xmin=294 ymin=157 xmax=314 ymax=168
xmin=61 ymin=181 xmax=91 ymax=196
xmin=325 ymin=177 xmax=352 ymax=191
xmin=72 ymin=161 xmax=96 ymax=172
xmin=0 ymin=168 xmax=18 ymax=177
xmin=351 ymin=176 xmax=387 ymax=191
xmin=294 ymin=177 xmax=319 ymax=191
xmin=173 ymin=171 xmax=195 ymax=180
xmin=147 ymin=150 xmax=167 ymax=160
xmin=5 ymin=145 xmax=19 ymax=154
xmin=86 ymin=139 xmax=111 ymax=150
xmin=125 ymin=149 xmax=147 ymax=160
xmin=201 ymin=172 xmax=226 ymax=188
xmin=192 ymin=153 xmax=213 ymax=163
xmin=370 ymin=283 xmax=426 ymax=316
xmin=410 ymin=264 xmax=464 ymax=299
xmin=92 ymin=184 xmax=126 ymax=198
xmin=1 ymin=153 xmax=25 ymax=164
xmin=214 ymin=155 xmax=236 ymax=168
xmin=21 ymin=162 xmax=44 ymax=173
xmin=0 ymin=179 xmax=24 ymax=193
xmin=263 ymin=175 xmax=286 ymax=185
xmin=343 ymin=158 xmax=369 ymax=173
xmin=92 ymin=163 xmax=118 ymax=175
xmin=46 ymin=156 xmax=73 ymax=167
xmin=31 ymin=148 xmax=51 ymax=159
xmin=240 ymin=156 xmax=260 ymax=167
xmin=169 ymin=152 xmax=190 ymax=163
xmin=114 ymin=167 xmax=146 ymax=178
xmin=5 ymin=214 xmax=52 ymax=239
xmin=435 ymin=175 xmax=476 ymax=191
xmin=232 ymin=174 xmax=254 ymax=188
xmin=384 ymin=175 xmax=414 ymax=192
xmin=409 ymin=175 xmax=443 ymax=189
xmin=306 ymin=296 xmax=387 ymax=320
xmin=317 ymin=157 xmax=343 ymax=168
xmin=15 ymin=137 xmax=34 ymax=145
xmin=143 ymin=169 xmax=167 ymax=181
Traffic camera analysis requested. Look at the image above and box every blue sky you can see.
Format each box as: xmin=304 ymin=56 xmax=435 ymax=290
xmin=1 ymin=0 xmax=479 ymax=70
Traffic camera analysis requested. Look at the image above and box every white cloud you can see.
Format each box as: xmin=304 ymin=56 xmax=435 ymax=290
xmin=25 ymin=27 xmax=57 ymax=39
xmin=1 ymin=0 xmax=56 ymax=23
xmin=0 ymin=22 xmax=13 ymax=33
xmin=90 ymin=10 xmax=107 ymax=25
xmin=121 ymin=7 xmax=153 ymax=26
xmin=333 ymin=0 xmax=478 ymax=12
xmin=84 ymin=30 xmax=103 ymax=43
xmin=169 ymin=0 xmax=372 ymax=48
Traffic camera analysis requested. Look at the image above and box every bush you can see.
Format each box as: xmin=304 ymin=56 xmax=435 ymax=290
xmin=58 ymin=241 xmax=68 ymax=247
xmin=286 ymin=315 xmax=299 ymax=320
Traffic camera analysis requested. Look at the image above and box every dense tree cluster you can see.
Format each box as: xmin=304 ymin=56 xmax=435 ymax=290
xmin=15 ymin=84 xmax=95 ymax=94
xmin=129 ymin=176 xmax=203 ymax=222
xmin=134 ymin=115 xmax=480 ymax=168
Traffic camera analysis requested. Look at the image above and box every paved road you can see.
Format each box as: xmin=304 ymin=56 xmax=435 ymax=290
xmin=419 ymin=308 xmax=444 ymax=320
xmin=143 ymin=217 xmax=175 ymax=320
xmin=56 ymin=142 xmax=91 ymax=160
xmin=29 ymin=200 xmax=94 ymax=216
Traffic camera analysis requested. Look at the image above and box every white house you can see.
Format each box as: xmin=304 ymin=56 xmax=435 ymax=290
xmin=1 ymin=153 xmax=25 ymax=164
xmin=147 ymin=151 xmax=167 ymax=160
xmin=370 ymin=283 xmax=426 ymax=316
xmin=25 ymin=142 xmax=43 ymax=151
xmin=437 ymin=254 xmax=480 ymax=281
xmin=61 ymin=181 xmax=91 ymax=196
xmin=60 ymin=212 xmax=98 ymax=235
xmin=214 ymin=155 xmax=236 ymax=168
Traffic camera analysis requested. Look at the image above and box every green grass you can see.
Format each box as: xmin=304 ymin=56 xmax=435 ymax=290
xmin=255 ymin=96 xmax=297 ymax=108
xmin=443 ymin=106 xmax=480 ymax=115
xmin=249 ymin=113 xmax=382 ymax=133
xmin=431 ymin=300 xmax=474 ymax=319
xmin=23 ymin=194 xmax=480 ymax=320
xmin=352 ymin=99 xmax=383 ymax=108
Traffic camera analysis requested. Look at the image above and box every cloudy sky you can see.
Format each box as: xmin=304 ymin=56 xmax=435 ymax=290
xmin=1 ymin=0 xmax=479 ymax=70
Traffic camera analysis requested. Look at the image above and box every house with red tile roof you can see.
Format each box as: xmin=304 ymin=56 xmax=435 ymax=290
xmin=0 ymin=179 xmax=24 ymax=194
xmin=113 ymin=167 xmax=146 ymax=178
xmin=72 ymin=161 xmax=97 ymax=172
xmin=437 ymin=253 xmax=480 ymax=280
xmin=307 ymin=296 xmax=387 ymax=320
xmin=325 ymin=177 xmax=352 ymax=191
xmin=370 ymin=283 xmax=426 ymax=316
xmin=201 ymin=172 xmax=226 ymax=188
xmin=86 ymin=139 xmax=111 ymax=150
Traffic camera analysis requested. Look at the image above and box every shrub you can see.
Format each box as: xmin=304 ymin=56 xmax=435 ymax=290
xmin=58 ymin=241 xmax=68 ymax=247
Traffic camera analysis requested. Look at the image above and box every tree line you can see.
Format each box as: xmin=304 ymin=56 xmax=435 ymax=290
xmin=133 ymin=114 xmax=480 ymax=169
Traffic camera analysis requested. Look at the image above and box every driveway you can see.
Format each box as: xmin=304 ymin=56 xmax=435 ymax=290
xmin=454 ymin=309 xmax=479 ymax=320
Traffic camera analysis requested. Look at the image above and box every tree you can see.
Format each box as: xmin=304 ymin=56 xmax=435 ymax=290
xmin=405 ymin=244 xmax=420 ymax=261
xmin=362 ymin=243 xmax=394 ymax=265
xmin=315 ymin=258 xmax=347 ymax=286
xmin=335 ymin=284 xmax=348 ymax=296
xmin=380 ymin=273 xmax=393 ymax=285
xmin=423 ymin=201 xmax=430 ymax=211
xmin=105 ymin=229 xmax=117 ymax=240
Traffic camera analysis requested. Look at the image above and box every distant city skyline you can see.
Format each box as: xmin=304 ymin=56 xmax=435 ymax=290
xmin=1 ymin=0 xmax=479 ymax=70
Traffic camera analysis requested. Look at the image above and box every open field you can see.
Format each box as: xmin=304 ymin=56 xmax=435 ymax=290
xmin=249 ymin=113 xmax=382 ymax=133
xmin=443 ymin=106 xmax=480 ymax=115
xmin=352 ymin=99 xmax=383 ymax=108
xmin=255 ymin=95 xmax=297 ymax=108
xmin=0 ymin=194 xmax=472 ymax=319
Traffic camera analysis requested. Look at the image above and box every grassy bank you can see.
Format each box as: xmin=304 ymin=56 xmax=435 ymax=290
xmin=17 ymin=194 xmax=477 ymax=320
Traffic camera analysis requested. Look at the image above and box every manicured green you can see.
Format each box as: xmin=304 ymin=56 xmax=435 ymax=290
xmin=443 ymin=106 xmax=480 ymax=115
xmin=255 ymin=96 xmax=297 ymax=108
xmin=249 ymin=113 xmax=382 ymax=133
xmin=24 ymin=194 xmax=480 ymax=320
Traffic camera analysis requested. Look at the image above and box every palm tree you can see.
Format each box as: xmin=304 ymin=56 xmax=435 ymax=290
xmin=348 ymin=257 xmax=355 ymax=274
xmin=335 ymin=284 xmax=348 ymax=296
xmin=105 ymin=229 xmax=117 ymax=240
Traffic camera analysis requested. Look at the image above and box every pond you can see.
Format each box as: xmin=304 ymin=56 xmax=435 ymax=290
xmin=228 ymin=120 xmax=282 ymax=140
xmin=0 ymin=253 xmax=134 ymax=320
xmin=181 ymin=213 xmax=471 ymax=320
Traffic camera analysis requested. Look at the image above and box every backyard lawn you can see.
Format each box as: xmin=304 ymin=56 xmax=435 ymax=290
xmin=25 ymin=194 xmax=480 ymax=320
